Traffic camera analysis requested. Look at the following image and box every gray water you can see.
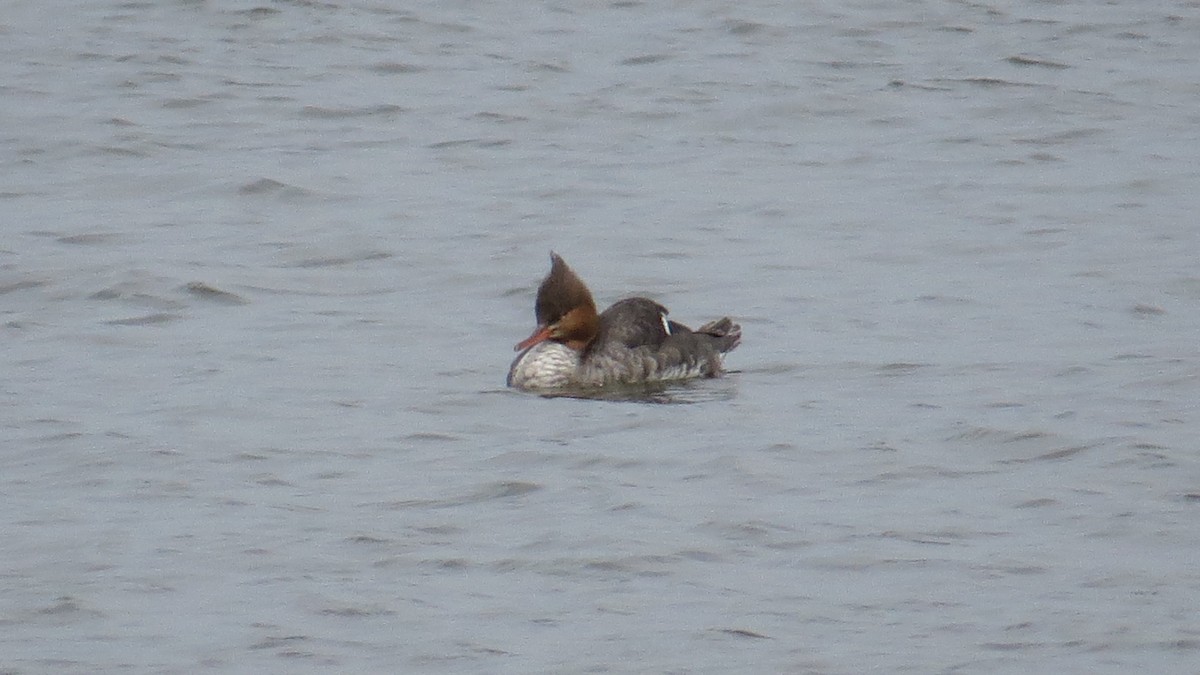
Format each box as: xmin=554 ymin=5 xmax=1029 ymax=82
xmin=4 ymin=1 xmax=1200 ymax=673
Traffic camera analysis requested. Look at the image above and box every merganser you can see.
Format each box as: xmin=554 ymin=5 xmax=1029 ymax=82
xmin=507 ymin=253 xmax=741 ymax=390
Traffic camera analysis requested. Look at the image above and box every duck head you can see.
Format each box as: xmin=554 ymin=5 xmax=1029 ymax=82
xmin=515 ymin=253 xmax=600 ymax=352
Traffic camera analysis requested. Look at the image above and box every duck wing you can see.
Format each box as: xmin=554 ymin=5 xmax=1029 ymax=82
xmin=584 ymin=298 xmax=741 ymax=383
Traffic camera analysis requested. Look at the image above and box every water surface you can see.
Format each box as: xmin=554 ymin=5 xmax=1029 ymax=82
xmin=3 ymin=1 xmax=1199 ymax=673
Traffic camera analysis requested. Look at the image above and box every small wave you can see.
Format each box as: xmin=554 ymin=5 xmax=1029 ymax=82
xmin=1006 ymin=55 xmax=1070 ymax=70
xmin=0 ymin=279 xmax=46 ymax=294
xmin=299 ymin=104 xmax=407 ymax=119
xmin=105 ymin=312 xmax=179 ymax=326
xmin=280 ymin=250 xmax=393 ymax=269
xmin=183 ymin=282 xmax=248 ymax=305
xmin=384 ymin=481 xmax=542 ymax=510
xmin=370 ymin=61 xmax=426 ymax=74
xmin=237 ymin=178 xmax=312 ymax=198
xmin=57 ymin=233 xmax=118 ymax=245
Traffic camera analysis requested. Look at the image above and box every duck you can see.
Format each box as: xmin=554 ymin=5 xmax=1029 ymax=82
xmin=507 ymin=253 xmax=741 ymax=390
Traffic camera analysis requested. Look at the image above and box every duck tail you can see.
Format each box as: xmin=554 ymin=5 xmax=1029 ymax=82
xmin=696 ymin=317 xmax=741 ymax=353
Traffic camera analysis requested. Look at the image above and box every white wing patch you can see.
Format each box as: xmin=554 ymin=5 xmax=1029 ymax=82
xmin=660 ymin=311 xmax=671 ymax=335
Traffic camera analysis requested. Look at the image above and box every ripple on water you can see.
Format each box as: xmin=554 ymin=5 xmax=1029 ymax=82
xmin=104 ymin=312 xmax=180 ymax=326
xmin=517 ymin=377 xmax=739 ymax=404
xmin=382 ymin=481 xmax=542 ymax=510
xmin=183 ymin=281 xmax=248 ymax=305
xmin=236 ymin=177 xmax=312 ymax=198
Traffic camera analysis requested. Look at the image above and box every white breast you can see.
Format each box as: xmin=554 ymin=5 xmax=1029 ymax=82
xmin=507 ymin=342 xmax=581 ymax=390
